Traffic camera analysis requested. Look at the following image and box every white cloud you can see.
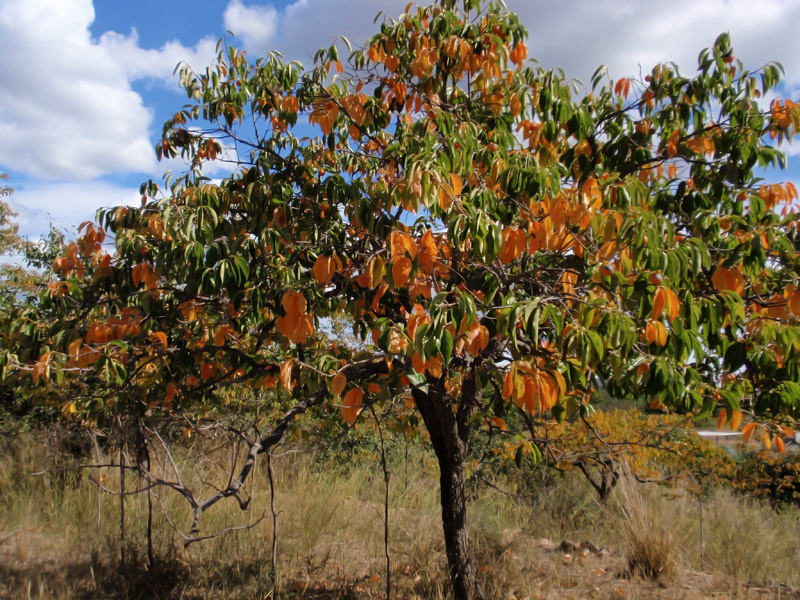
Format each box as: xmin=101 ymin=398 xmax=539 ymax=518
xmin=7 ymin=181 xmax=140 ymax=240
xmin=222 ymin=0 xmax=409 ymax=62
xmin=223 ymin=0 xmax=279 ymax=52
xmin=219 ymin=0 xmax=800 ymax=90
xmin=99 ymin=30 xmax=217 ymax=86
xmin=508 ymin=0 xmax=800 ymax=87
xmin=0 ymin=0 xmax=215 ymax=182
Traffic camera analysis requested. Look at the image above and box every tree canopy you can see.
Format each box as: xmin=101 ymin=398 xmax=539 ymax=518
xmin=3 ymin=1 xmax=800 ymax=597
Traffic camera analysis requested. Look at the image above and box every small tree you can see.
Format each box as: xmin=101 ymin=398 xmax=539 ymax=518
xmin=7 ymin=1 xmax=800 ymax=597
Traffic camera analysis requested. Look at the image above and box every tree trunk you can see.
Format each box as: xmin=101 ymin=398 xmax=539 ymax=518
xmin=413 ymin=371 xmax=480 ymax=600
xmin=438 ymin=439 xmax=474 ymax=600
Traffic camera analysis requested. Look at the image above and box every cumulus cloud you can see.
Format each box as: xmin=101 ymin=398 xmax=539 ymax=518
xmin=223 ymin=0 xmax=279 ymax=52
xmin=99 ymin=30 xmax=217 ymax=86
xmin=7 ymin=181 xmax=140 ymax=240
xmin=0 ymin=0 xmax=215 ymax=181
xmin=219 ymin=0 xmax=800 ymax=89
xmin=509 ymin=0 xmax=800 ymax=86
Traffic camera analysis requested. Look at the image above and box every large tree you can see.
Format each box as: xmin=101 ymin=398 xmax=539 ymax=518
xmin=7 ymin=1 xmax=800 ymax=597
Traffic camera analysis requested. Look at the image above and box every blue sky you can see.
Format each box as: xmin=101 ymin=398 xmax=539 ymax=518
xmin=1 ymin=0 xmax=799 ymax=241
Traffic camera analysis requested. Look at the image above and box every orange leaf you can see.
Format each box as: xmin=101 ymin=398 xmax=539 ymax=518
xmin=281 ymin=289 xmax=307 ymax=316
xmin=729 ymin=409 xmax=743 ymax=431
xmin=412 ymin=352 xmax=427 ymax=374
xmin=716 ymin=408 xmax=728 ymax=430
xmin=391 ymin=256 xmax=413 ymax=287
xmin=390 ymin=231 xmax=417 ymax=260
xmin=214 ymin=325 xmax=232 ymax=346
xmin=149 ymin=331 xmax=168 ymax=348
xmin=502 ymin=370 xmax=514 ymax=400
xmin=666 ymin=130 xmax=680 ymax=158
xmin=200 ymin=362 xmax=216 ymax=381
xmin=490 ymin=417 xmax=508 ymax=431
xmin=342 ymin=388 xmax=363 ymax=424
xmin=645 ymin=321 xmax=657 ymax=345
xmin=280 ymin=358 xmax=295 ymax=392
xmin=762 ymin=429 xmax=772 ymax=450
xmin=165 ymin=382 xmax=178 ymax=406
xmin=742 ymin=422 xmax=756 ymax=444
xmin=775 ymin=436 xmax=785 ymax=454
xmin=331 ymin=373 xmax=346 ymax=397
xmin=418 ymin=230 xmax=438 ymax=274
xmin=651 ymin=287 xmax=666 ymax=320
xmin=427 ymin=356 xmax=443 ymax=378
xmin=32 ymin=352 xmax=52 ymax=385
xmin=789 ymin=289 xmax=800 ymax=315
xmin=686 ymin=137 xmax=706 ymax=154
xmin=450 ymin=173 xmax=463 ymax=196
xmin=711 ymin=265 xmax=744 ymax=295
xmin=132 ymin=263 xmax=143 ymax=287
xmin=312 ymin=255 xmax=336 ymax=284
xmin=664 ymin=288 xmax=680 ymax=322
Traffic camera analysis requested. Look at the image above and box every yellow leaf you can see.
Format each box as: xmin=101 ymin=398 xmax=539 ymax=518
xmin=280 ymin=358 xmax=295 ymax=392
xmin=367 ymin=255 xmax=386 ymax=289
xmin=716 ymin=408 xmax=728 ymax=430
xmin=68 ymin=338 xmax=82 ymax=361
xmin=729 ymin=409 xmax=743 ymax=431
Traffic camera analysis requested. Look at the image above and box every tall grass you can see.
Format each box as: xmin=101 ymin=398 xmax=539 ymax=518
xmin=0 ymin=426 xmax=798 ymax=599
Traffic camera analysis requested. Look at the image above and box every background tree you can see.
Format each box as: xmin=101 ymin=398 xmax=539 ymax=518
xmin=0 ymin=176 xmax=66 ymax=425
xmin=6 ymin=1 xmax=800 ymax=597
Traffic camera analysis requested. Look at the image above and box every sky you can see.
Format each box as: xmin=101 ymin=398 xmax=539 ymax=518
xmin=1 ymin=0 xmax=799 ymax=241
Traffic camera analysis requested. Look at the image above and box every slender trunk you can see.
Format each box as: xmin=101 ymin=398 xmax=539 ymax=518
xmin=119 ymin=442 xmax=126 ymax=565
xmin=413 ymin=370 xmax=480 ymax=600
xmin=438 ymin=444 xmax=474 ymax=600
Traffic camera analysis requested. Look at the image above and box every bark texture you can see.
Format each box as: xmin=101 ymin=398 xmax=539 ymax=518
xmin=413 ymin=370 xmax=480 ymax=600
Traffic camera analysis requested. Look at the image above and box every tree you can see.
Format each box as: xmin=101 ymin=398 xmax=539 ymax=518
xmin=0 ymin=176 xmax=66 ymax=424
xmin=7 ymin=1 xmax=800 ymax=597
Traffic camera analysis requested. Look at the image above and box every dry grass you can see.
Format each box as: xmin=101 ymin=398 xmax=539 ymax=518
xmin=0 ymin=427 xmax=798 ymax=599
xmin=611 ymin=470 xmax=688 ymax=582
